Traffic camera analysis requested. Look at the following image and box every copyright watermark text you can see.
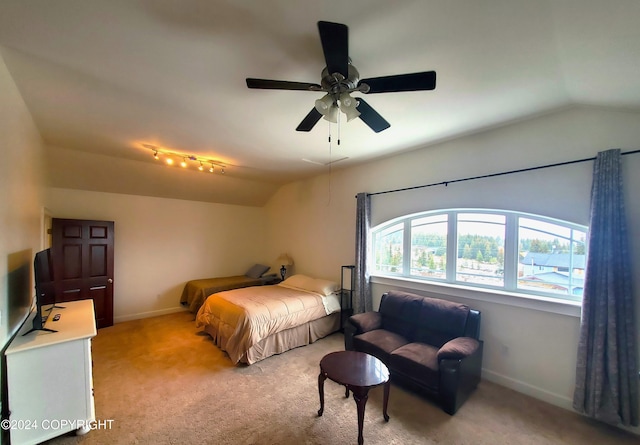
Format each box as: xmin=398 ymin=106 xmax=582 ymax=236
xmin=1 ymin=418 xmax=114 ymax=431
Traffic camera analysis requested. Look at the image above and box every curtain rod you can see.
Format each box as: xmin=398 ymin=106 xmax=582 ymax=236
xmin=364 ymin=148 xmax=640 ymax=198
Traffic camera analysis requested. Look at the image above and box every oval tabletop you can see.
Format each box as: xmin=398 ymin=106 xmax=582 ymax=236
xmin=320 ymin=351 xmax=389 ymax=387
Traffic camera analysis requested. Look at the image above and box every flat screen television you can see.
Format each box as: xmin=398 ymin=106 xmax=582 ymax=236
xmin=22 ymin=248 xmax=58 ymax=335
xmin=5 ymin=249 xmax=35 ymax=342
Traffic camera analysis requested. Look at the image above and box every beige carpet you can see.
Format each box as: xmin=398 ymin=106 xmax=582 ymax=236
xmin=44 ymin=311 xmax=637 ymax=445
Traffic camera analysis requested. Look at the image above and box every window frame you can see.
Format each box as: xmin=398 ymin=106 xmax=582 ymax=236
xmin=370 ymin=208 xmax=588 ymax=309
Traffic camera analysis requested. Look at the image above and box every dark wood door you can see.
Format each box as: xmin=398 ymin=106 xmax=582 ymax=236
xmin=51 ymin=218 xmax=114 ymax=328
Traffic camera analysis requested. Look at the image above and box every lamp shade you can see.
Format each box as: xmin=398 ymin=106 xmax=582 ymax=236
xmin=339 ymin=92 xmax=356 ymax=108
xmin=314 ymin=94 xmax=334 ymax=115
xmin=339 ymin=93 xmax=361 ymax=122
xmin=322 ymin=104 xmax=339 ymax=123
xmin=276 ymin=253 xmax=294 ymax=266
xmin=341 ymin=103 xmax=361 ymax=122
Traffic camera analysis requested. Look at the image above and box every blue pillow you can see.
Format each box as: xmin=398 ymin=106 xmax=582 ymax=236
xmin=245 ymin=264 xmax=270 ymax=278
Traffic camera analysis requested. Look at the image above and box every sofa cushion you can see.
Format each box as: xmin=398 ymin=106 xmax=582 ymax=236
xmin=390 ymin=342 xmax=440 ymax=390
xmin=379 ymin=291 xmax=424 ymax=339
xmin=353 ymin=329 xmax=409 ymax=363
xmin=413 ymin=297 xmax=470 ymax=347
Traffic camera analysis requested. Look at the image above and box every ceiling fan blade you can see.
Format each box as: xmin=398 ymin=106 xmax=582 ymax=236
xmin=359 ymin=71 xmax=436 ymax=93
xmin=356 ymin=98 xmax=390 ymax=133
xmin=246 ymin=78 xmax=322 ymax=91
xmin=296 ymin=108 xmax=323 ymax=132
xmin=317 ymin=21 xmax=349 ymax=78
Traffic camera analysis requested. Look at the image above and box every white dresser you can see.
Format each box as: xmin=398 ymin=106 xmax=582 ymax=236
xmin=5 ymin=299 xmax=97 ymax=445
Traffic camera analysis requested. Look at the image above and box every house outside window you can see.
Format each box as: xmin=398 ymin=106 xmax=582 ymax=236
xmin=371 ymin=209 xmax=587 ymax=302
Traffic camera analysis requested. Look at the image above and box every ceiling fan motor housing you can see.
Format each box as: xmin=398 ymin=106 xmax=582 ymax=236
xmin=320 ymin=64 xmax=364 ymax=100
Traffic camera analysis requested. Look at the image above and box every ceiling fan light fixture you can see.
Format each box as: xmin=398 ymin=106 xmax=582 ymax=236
xmin=339 ymin=92 xmax=355 ymax=109
xmin=323 ymin=104 xmax=339 ymax=123
xmin=314 ymin=94 xmax=334 ymax=115
xmin=338 ymin=92 xmax=360 ymax=121
xmin=342 ymin=104 xmax=361 ymax=122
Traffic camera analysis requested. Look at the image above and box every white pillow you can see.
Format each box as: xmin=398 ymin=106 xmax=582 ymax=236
xmin=280 ymin=274 xmax=315 ymax=289
xmin=312 ymin=278 xmax=340 ymax=296
xmin=280 ymin=274 xmax=339 ymax=296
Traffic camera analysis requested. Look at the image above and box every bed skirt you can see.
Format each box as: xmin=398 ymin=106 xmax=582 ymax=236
xmin=203 ymin=312 xmax=341 ymax=365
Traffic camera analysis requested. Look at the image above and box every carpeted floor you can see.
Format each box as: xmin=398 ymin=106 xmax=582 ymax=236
xmin=44 ymin=311 xmax=637 ymax=445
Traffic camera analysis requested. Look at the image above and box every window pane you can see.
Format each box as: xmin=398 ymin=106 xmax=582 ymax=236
xmin=456 ymin=213 xmax=505 ymax=286
xmin=517 ymin=218 xmax=586 ymax=298
xmin=410 ymin=214 xmax=447 ymax=279
xmin=373 ymin=222 xmax=404 ymax=274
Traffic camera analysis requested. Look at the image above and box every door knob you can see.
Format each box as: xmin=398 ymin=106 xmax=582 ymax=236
xmin=108 ymin=278 xmax=113 ymax=284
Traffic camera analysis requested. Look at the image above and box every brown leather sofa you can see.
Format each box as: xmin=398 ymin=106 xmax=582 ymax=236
xmin=344 ymin=290 xmax=483 ymax=414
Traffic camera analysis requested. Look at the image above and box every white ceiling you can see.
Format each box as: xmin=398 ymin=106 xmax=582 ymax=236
xmin=1 ymin=0 xmax=639 ymax=205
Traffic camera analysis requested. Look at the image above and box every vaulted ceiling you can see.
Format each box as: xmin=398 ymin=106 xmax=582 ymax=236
xmin=1 ymin=1 xmax=639 ymax=205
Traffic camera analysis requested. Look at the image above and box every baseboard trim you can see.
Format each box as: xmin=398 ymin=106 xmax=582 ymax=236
xmin=114 ymin=306 xmax=188 ymax=323
xmin=482 ymin=368 xmax=640 ymax=436
xmin=482 ymin=368 xmax=573 ymax=410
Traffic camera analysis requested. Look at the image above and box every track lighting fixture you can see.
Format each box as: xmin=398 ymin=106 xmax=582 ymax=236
xmin=143 ymin=144 xmax=227 ymax=175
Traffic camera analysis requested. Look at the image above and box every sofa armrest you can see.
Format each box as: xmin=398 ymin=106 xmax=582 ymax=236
xmin=349 ymin=312 xmax=382 ymax=334
xmin=438 ymin=339 xmax=483 ymax=414
xmin=437 ymin=337 xmax=480 ymax=361
xmin=344 ymin=312 xmax=382 ymax=351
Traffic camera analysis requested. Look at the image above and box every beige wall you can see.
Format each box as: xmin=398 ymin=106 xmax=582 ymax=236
xmin=0 ymin=53 xmax=45 ymax=347
xmin=46 ymin=188 xmax=268 ymax=322
xmin=264 ymin=105 xmax=640 ymax=426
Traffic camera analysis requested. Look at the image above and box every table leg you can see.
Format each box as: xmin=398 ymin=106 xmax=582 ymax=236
xmin=351 ymin=388 xmax=369 ymax=445
xmin=383 ymin=380 xmax=390 ymax=422
xmin=317 ymin=370 xmax=327 ymax=416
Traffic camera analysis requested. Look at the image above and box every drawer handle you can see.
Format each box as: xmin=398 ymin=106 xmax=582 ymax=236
xmin=90 ymin=285 xmax=106 ymax=291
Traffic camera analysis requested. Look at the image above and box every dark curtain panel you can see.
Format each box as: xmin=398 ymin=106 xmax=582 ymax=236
xmin=573 ymin=149 xmax=639 ymax=426
xmin=354 ymin=192 xmax=372 ymax=313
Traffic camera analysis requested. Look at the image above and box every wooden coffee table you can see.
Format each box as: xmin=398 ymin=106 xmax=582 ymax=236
xmin=317 ymin=350 xmax=390 ymax=445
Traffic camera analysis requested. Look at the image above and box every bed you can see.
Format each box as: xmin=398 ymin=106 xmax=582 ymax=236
xmin=180 ymin=264 xmax=275 ymax=313
xmin=195 ymin=274 xmax=342 ymax=364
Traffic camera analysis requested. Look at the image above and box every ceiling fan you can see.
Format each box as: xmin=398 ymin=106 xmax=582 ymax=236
xmin=246 ymin=21 xmax=436 ymax=133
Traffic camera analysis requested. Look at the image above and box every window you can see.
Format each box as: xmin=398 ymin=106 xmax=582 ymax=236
xmin=373 ymin=222 xmax=404 ymax=274
xmin=456 ymin=213 xmax=505 ymax=287
xmin=517 ymin=218 xmax=586 ymax=298
xmin=411 ymin=214 xmax=447 ymax=279
xmin=371 ymin=209 xmax=588 ymax=302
